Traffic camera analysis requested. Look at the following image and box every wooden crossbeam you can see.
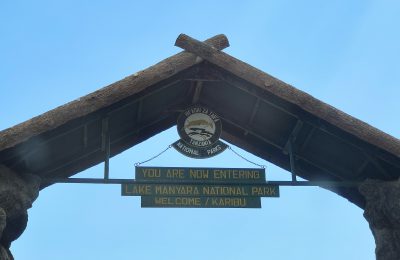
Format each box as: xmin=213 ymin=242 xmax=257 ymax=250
xmin=192 ymin=81 xmax=203 ymax=104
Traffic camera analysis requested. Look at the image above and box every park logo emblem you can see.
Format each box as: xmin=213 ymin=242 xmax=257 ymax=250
xmin=172 ymin=106 xmax=227 ymax=159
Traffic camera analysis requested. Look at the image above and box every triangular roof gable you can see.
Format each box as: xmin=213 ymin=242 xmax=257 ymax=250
xmin=1 ymin=34 xmax=399 ymax=208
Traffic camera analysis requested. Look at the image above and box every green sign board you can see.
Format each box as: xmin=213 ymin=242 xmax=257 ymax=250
xmin=122 ymin=183 xmax=279 ymax=197
xmin=141 ymin=196 xmax=261 ymax=208
xmin=126 ymin=166 xmax=276 ymax=208
xmin=135 ymin=166 xmax=266 ymax=183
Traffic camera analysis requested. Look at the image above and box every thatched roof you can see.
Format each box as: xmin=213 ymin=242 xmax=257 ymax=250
xmin=1 ymin=34 xmax=399 ymax=208
xmin=0 ymin=35 xmax=229 ymax=151
xmin=174 ymin=34 xmax=400 ymax=158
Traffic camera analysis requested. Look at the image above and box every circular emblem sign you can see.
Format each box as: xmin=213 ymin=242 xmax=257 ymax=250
xmin=173 ymin=106 xmax=227 ymax=159
xmin=177 ymin=106 xmax=222 ymax=148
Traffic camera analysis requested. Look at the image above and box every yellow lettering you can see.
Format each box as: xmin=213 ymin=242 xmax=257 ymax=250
xmin=251 ymin=186 xmax=277 ymax=196
xmin=189 ymin=169 xmax=209 ymax=179
xmin=131 ymin=184 xmax=151 ymax=195
xmin=142 ymin=168 xmax=161 ymax=178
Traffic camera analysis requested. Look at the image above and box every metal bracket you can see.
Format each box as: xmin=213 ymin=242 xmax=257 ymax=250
xmin=101 ymin=117 xmax=110 ymax=179
xmin=288 ymin=141 xmax=297 ymax=182
xmin=284 ymin=121 xmax=304 ymax=182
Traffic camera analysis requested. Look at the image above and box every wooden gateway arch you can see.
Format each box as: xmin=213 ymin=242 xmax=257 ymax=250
xmin=0 ymin=34 xmax=399 ymax=259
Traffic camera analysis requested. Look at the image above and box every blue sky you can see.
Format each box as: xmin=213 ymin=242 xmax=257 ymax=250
xmin=1 ymin=1 xmax=399 ymax=259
